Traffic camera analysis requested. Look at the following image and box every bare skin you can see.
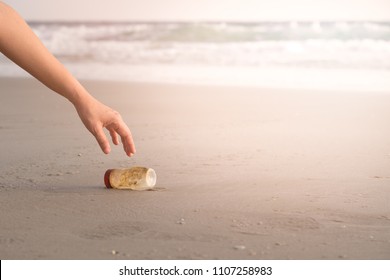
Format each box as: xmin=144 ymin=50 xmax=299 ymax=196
xmin=0 ymin=2 xmax=136 ymax=156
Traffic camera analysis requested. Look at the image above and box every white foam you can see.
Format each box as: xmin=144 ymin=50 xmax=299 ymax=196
xmin=2 ymin=22 xmax=390 ymax=92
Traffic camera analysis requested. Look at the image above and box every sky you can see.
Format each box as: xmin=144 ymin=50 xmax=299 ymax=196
xmin=5 ymin=0 xmax=390 ymax=22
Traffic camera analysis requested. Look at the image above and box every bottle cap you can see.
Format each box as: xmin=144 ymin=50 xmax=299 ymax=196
xmin=104 ymin=169 xmax=113 ymax=188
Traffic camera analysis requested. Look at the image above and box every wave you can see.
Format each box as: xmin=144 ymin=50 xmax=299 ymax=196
xmin=1 ymin=21 xmax=390 ymax=89
xmin=22 ymin=21 xmax=390 ymax=70
xmin=31 ymin=21 xmax=390 ymax=43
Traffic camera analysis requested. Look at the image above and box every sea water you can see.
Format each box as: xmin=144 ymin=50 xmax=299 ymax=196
xmin=1 ymin=21 xmax=390 ymax=91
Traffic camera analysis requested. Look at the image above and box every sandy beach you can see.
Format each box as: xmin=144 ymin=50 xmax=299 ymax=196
xmin=0 ymin=77 xmax=389 ymax=259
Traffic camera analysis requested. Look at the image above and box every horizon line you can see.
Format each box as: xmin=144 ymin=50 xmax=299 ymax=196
xmin=26 ymin=19 xmax=390 ymax=24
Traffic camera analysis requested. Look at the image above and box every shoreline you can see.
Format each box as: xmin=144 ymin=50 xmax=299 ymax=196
xmin=2 ymin=64 xmax=390 ymax=93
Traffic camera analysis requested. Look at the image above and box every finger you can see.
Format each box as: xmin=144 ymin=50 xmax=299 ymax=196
xmin=123 ymin=134 xmax=136 ymax=157
xmin=109 ymin=129 xmax=119 ymax=145
xmin=92 ymin=126 xmax=111 ymax=154
xmin=115 ymin=121 xmax=136 ymax=156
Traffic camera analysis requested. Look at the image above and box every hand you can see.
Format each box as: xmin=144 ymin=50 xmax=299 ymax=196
xmin=74 ymin=95 xmax=136 ymax=156
xmin=0 ymin=3 xmax=136 ymax=157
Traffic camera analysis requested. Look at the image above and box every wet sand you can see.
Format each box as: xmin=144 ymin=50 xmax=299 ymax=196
xmin=0 ymin=77 xmax=389 ymax=259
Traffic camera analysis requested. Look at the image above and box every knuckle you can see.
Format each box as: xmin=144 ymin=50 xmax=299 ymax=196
xmin=90 ymin=126 xmax=99 ymax=137
xmin=112 ymin=110 xmax=121 ymax=119
xmin=91 ymin=126 xmax=103 ymax=139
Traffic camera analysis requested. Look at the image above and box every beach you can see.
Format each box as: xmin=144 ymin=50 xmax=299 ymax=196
xmin=0 ymin=77 xmax=389 ymax=259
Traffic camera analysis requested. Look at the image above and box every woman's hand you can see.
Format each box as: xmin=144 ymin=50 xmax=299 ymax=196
xmin=0 ymin=2 xmax=136 ymax=156
xmin=74 ymin=95 xmax=136 ymax=156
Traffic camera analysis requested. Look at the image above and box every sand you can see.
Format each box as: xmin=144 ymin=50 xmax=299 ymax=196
xmin=0 ymin=77 xmax=389 ymax=259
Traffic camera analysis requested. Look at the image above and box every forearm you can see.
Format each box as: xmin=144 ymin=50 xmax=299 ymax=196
xmin=0 ymin=2 xmax=88 ymax=105
xmin=0 ymin=2 xmax=136 ymax=156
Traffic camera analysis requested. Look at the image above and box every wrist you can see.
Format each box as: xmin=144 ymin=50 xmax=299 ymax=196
xmin=67 ymin=80 xmax=94 ymax=109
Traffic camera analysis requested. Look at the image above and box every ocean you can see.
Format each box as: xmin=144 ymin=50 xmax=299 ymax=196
xmin=1 ymin=21 xmax=390 ymax=91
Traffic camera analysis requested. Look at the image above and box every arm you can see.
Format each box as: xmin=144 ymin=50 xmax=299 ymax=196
xmin=0 ymin=2 xmax=136 ymax=156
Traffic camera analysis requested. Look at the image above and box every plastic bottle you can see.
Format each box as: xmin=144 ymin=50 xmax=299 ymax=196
xmin=104 ymin=167 xmax=157 ymax=190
